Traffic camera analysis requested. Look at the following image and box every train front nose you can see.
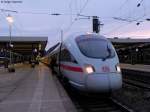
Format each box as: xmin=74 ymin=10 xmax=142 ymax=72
xmin=85 ymin=73 xmax=122 ymax=92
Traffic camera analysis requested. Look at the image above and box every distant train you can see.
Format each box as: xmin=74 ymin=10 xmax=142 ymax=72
xmin=42 ymin=32 xmax=122 ymax=92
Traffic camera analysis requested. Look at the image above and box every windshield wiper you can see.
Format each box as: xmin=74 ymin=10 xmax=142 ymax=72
xmin=102 ymin=45 xmax=111 ymax=61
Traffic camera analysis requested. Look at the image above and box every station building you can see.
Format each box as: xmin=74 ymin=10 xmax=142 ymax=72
xmin=0 ymin=36 xmax=48 ymax=63
xmin=109 ymin=38 xmax=150 ymax=64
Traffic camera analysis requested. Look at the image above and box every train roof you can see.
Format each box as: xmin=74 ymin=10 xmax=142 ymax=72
xmin=45 ymin=33 xmax=109 ymax=56
xmin=64 ymin=32 xmax=107 ymax=44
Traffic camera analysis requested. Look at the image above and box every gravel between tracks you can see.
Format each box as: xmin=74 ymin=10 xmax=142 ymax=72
xmin=112 ymin=83 xmax=150 ymax=112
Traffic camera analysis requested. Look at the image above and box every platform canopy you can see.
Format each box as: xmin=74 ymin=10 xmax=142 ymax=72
xmin=108 ymin=38 xmax=150 ymax=49
xmin=0 ymin=36 xmax=48 ymax=56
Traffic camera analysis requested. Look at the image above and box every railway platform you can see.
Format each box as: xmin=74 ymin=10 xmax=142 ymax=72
xmin=0 ymin=63 xmax=76 ymax=112
xmin=120 ymin=63 xmax=150 ymax=72
xmin=0 ymin=63 xmax=23 ymax=74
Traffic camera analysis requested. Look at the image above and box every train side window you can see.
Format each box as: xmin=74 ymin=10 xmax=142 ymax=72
xmin=60 ymin=49 xmax=70 ymax=61
xmin=51 ymin=54 xmax=57 ymax=66
xmin=60 ymin=49 xmax=77 ymax=63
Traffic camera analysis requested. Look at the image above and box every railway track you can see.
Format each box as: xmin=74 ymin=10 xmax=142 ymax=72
xmin=122 ymin=69 xmax=150 ymax=90
xmin=122 ymin=69 xmax=150 ymax=84
xmin=123 ymin=79 xmax=150 ymax=90
xmin=68 ymin=89 xmax=132 ymax=112
xmin=59 ymin=78 xmax=133 ymax=112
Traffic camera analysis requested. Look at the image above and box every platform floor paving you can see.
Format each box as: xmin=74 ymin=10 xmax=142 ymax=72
xmin=0 ymin=63 xmax=76 ymax=112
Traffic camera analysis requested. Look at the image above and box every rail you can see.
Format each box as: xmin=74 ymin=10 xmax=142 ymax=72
xmin=122 ymin=69 xmax=150 ymax=90
xmin=55 ymin=74 xmax=133 ymax=112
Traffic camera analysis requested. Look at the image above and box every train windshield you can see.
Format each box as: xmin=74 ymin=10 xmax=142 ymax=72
xmin=76 ymin=37 xmax=115 ymax=59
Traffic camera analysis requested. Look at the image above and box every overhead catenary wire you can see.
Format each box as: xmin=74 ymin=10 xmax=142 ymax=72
xmin=0 ymin=8 xmax=121 ymax=21
xmin=0 ymin=1 xmax=23 ymax=35
xmin=78 ymin=0 xmax=89 ymax=14
xmin=0 ymin=9 xmax=22 ymax=36
xmin=137 ymin=0 xmax=144 ymax=7
xmin=69 ymin=0 xmax=73 ymax=23
xmin=50 ymin=0 xmax=90 ymax=46
xmin=1 ymin=0 xmax=149 ymax=39
xmin=99 ymin=0 xmax=131 ymax=36
xmin=114 ymin=0 xmax=129 ymax=16
xmin=102 ymin=0 xmax=149 ymax=37
xmin=4 ymin=3 xmax=24 ymax=35
xmin=103 ymin=13 xmax=147 ymax=36
xmin=64 ymin=0 xmax=90 ymax=33
xmin=52 ymin=0 xmax=90 ymax=45
xmin=0 ymin=8 xmax=80 ymax=16
xmin=0 ymin=0 xmax=90 ymax=42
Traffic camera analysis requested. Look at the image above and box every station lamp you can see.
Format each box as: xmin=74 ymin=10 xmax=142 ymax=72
xmin=6 ymin=14 xmax=14 ymax=24
xmin=6 ymin=14 xmax=15 ymax=72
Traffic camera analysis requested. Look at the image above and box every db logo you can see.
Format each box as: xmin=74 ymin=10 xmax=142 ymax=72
xmin=102 ymin=66 xmax=110 ymax=72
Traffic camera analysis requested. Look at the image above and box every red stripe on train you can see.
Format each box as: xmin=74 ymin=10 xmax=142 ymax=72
xmin=60 ymin=64 xmax=83 ymax=72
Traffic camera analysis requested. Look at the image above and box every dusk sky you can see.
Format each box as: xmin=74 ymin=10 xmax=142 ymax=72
xmin=1 ymin=0 xmax=150 ymax=49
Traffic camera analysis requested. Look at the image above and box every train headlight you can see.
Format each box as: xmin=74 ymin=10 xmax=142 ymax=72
xmin=84 ymin=64 xmax=95 ymax=74
xmin=116 ymin=64 xmax=121 ymax=73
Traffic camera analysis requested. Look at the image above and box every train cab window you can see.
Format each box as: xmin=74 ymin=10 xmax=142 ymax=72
xmin=107 ymin=43 xmax=115 ymax=58
xmin=76 ymin=36 xmax=115 ymax=59
xmin=60 ymin=49 xmax=77 ymax=63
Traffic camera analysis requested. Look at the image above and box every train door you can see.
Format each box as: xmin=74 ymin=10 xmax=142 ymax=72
xmin=60 ymin=46 xmax=85 ymax=86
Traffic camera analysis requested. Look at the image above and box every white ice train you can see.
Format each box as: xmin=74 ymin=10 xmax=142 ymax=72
xmin=45 ymin=32 xmax=122 ymax=92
